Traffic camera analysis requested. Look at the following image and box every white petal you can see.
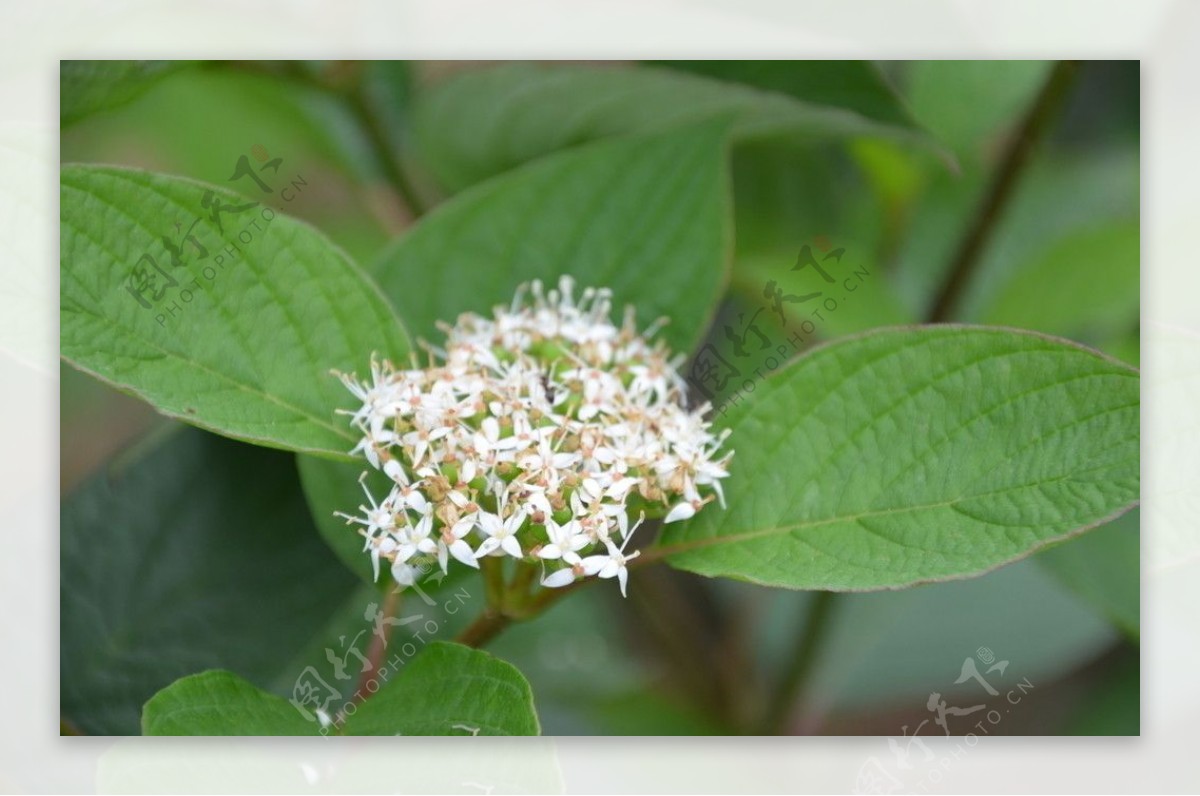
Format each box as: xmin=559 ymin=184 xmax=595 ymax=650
xmin=664 ymin=502 xmax=696 ymax=524
xmin=541 ymin=568 xmax=577 ymax=588
xmin=537 ymin=544 xmax=563 ymax=560
xmin=475 ymin=537 xmax=500 ymax=557
xmin=582 ymin=478 xmax=602 ymax=501
xmin=617 ymin=566 xmax=630 ymax=597
xmin=448 ymin=539 xmax=479 ymax=569
xmin=384 ymin=458 xmax=407 ymax=484
xmin=391 ymin=561 xmax=416 ymax=586
xmin=598 ymin=559 xmax=620 ymax=579
xmin=500 ymin=534 xmax=523 ymax=558
xmin=450 ymin=518 xmax=476 ymax=540
xmin=579 ymin=555 xmax=608 ymax=576
xmin=711 ymin=478 xmax=727 ymax=510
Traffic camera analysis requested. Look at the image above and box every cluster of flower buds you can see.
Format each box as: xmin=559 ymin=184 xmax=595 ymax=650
xmin=336 ymin=276 xmax=732 ymax=596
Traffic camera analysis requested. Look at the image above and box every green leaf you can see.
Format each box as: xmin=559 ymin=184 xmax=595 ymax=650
xmin=1035 ymin=509 xmax=1140 ymax=637
xmin=144 ymin=643 xmax=540 ymax=736
xmin=978 ymin=222 xmax=1140 ymax=343
xmin=661 ymin=326 xmax=1139 ymax=590
xmin=413 ymin=62 xmax=943 ymax=191
xmin=344 ymin=642 xmax=540 ymax=735
xmin=61 ymin=427 xmax=359 ymax=736
xmin=142 ymin=671 xmax=317 ymax=736
xmin=60 ymin=164 xmax=410 ymax=458
xmin=372 ymin=123 xmax=730 ymax=357
xmin=650 ymin=60 xmax=919 ymax=130
xmin=61 ymin=60 xmax=194 ymax=126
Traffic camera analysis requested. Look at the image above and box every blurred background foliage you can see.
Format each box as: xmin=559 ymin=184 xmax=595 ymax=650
xmin=60 ymin=60 xmax=1139 ymax=736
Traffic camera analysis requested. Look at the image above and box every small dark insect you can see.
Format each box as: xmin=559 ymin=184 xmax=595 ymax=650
xmin=539 ymin=369 xmax=557 ymax=404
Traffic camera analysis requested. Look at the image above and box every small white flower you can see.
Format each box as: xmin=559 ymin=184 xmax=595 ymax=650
xmin=475 ymin=509 xmax=527 ymax=558
xmin=577 ymin=514 xmax=644 ymax=596
xmin=536 ymin=518 xmax=590 ymax=561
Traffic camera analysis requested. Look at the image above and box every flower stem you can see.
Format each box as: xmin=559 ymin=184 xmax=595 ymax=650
xmin=506 ymin=560 xmax=540 ymax=609
xmin=455 ymin=573 xmax=581 ymax=647
xmin=480 ymin=556 xmax=506 ymax=609
xmin=352 ymin=587 xmax=402 ymax=705
xmin=760 ymin=589 xmax=838 ymax=734
xmin=925 ymin=59 xmax=1079 ymax=323
xmin=454 ymin=608 xmax=512 ymax=648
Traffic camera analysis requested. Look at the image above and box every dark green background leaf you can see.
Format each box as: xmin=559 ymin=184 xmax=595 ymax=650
xmin=61 ymin=428 xmax=359 ymax=735
xmin=651 ymin=60 xmax=919 ymax=130
xmin=61 ymin=60 xmax=195 ymax=126
xmin=905 ymin=60 xmax=1051 ymax=157
xmin=413 ymin=62 xmax=941 ymax=191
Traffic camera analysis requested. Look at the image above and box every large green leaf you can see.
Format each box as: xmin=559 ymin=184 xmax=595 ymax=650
xmin=413 ymin=62 xmax=941 ymax=191
xmin=141 ymin=671 xmax=316 ymax=736
xmin=60 ymin=427 xmax=359 ymax=736
xmin=344 ymin=642 xmax=539 ymax=735
xmin=60 ymin=165 xmax=410 ymax=458
xmin=372 ymin=123 xmax=730 ymax=357
xmin=61 ymin=60 xmax=194 ymax=126
xmin=660 ymin=326 xmax=1139 ymax=590
xmin=143 ymin=643 xmax=540 ymax=736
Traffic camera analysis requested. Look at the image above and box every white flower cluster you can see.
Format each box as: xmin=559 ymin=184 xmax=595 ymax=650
xmin=336 ymin=276 xmax=732 ymax=597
